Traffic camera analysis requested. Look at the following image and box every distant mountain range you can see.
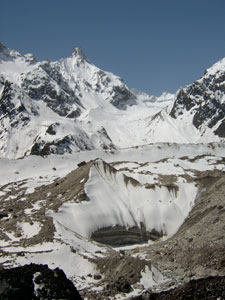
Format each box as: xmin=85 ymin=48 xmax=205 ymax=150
xmin=0 ymin=41 xmax=224 ymax=158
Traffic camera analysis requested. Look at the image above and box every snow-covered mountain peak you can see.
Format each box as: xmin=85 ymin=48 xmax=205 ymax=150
xmin=205 ymin=57 xmax=225 ymax=77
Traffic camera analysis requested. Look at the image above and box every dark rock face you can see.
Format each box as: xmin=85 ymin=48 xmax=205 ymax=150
xmin=22 ymin=62 xmax=82 ymax=118
xmin=0 ymin=80 xmax=14 ymax=116
xmin=0 ymin=79 xmax=31 ymax=145
xmin=29 ymin=135 xmax=75 ymax=156
xmin=105 ymin=276 xmax=132 ymax=294
xmin=0 ymin=264 xmax=82 ymax=300
xmin=170 ymin=70 xmax=225 ymax=137
xmin=46 ymin=122 xmax=59 ymax=135
xmin=110 ymin=86 xmax=137 ymax=109
xmin=29 ymin=133 xmax=94 ymax=156
xmin=214 ymin=120 xmax=225 ymax=137
xmin=0 ymin=79 xmax=31 ymax=126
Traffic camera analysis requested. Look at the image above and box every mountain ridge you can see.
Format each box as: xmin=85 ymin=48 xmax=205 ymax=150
xmin=0 ymin=42 xmax=224 ymax=159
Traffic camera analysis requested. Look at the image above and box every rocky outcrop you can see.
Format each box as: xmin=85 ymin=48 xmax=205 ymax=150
xmin=0 ymin=264 xmax=82 ymax=300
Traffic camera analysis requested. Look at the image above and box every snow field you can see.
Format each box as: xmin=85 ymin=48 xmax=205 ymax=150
xmin=0 ymin=142 xmax=224 ymax=188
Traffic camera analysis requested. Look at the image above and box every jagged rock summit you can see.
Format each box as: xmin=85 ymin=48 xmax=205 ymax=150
xmin=71 ymin=47 xmax=87 ymax=61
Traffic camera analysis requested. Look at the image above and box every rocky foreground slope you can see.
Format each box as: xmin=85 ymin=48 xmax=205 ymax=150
xmin=134 ymin=276 xmax=225 ymax=300
xmin=0 ymin=145 xmax=224 ymax=299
